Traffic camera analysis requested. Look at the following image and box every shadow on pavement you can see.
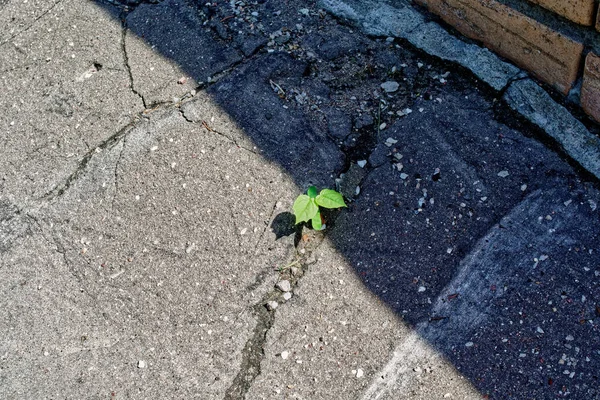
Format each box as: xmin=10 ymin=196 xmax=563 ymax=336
xmin=92 ymin=0 xmax=600 ymax=398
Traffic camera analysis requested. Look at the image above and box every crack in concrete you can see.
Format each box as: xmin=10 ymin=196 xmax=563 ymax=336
xmin=177 ymin=105 xmax=259 ymax=155
xmin=111 ymin=136 xmax=126 ymax=210
xmin=0 ymin=0 xmax=64 ymax=47
xmin=42 ymin=115 xmax=140 ymax=201
xmin=253 ymin=199 xmax=279 ymax=254
xmin=223 ymin=229 xmax=326 ymax=399
xmin=120 ymin=16 xmax=147 ymax=109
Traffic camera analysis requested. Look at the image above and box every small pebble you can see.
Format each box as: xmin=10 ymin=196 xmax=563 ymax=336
xmin=281 ymin=351 xmax=289 ymax=359
xmin=381 ymin=81 xmax=399 ymax=93
xmin=418 ymin=286 xmax=426 ymax=293
xmin=497 ymin=170 xmax=509 ymax=178
xmin=276 ymin=280 xmax=291 ymax=292
xmin=283 ymin=292 xmax=292 ymax=301
xmin=138 ymin=360 xmax=147 ymax=369
xmin=266 ymin=301 xmax=279 ymax=311
xmin=357 ymin=160 xmax=367 ymax=168
xmin=356 ymin=368 xmax=364 ymax=378
xmin=465 ymin=342 xmax=474 ymax=347
xmin=566 ymin=335 xmax=574 ymax=341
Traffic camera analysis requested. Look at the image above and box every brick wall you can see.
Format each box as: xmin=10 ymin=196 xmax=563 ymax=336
xmin=415 ymin=0 xmax=600 ymax=123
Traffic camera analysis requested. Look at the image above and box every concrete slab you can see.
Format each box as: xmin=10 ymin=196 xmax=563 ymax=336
xmin=246 ymin=239 xmax=481 ymax=399
xmin=1 ymin=106 xmax=301 ymax=398
xmin=0 ymin=0 xmax=141 ymax=205
xmin=125 ymin=0 xmax=243 ymax=105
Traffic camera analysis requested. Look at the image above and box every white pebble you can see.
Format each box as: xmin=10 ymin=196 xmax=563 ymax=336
xmin=356 ymin=368 xmax=364 ymax=378
xmin=281 ymin=351 xmax=289 ymax=359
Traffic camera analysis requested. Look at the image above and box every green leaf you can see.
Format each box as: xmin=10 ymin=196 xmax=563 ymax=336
xmin=307 ymin=185 xmax=318 ymax=198
xmin=293 ymin=195 xmax=319 ymax=224
xmin=315 ymin=189 xmax=346 ymax=209
xmin=311 ymin=209 xmax=323 ymax=230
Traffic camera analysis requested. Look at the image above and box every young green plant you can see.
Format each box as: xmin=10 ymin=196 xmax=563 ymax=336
xmin=292 ymin=186 xmax=346 ymax=230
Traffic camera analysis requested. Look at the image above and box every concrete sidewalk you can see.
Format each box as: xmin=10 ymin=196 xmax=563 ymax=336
xmin=1 ymin=0 xmax=599 ymax=399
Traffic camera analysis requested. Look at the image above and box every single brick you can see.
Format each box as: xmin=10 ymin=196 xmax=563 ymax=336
xmin=416 ymin=0 xmax=584 ymax=95
xmin=527 ymin=0 xmax=595 ymax=26
xmin=581 ymin=53 xmax=600 ymax=123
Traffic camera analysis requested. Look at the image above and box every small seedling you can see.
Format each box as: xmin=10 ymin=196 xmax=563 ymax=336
xmin=292 ymin=186 xmax=346 ymax=230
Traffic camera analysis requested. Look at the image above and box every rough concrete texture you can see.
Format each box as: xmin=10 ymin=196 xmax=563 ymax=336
xmin=125 ymin=0 xmax=243 ymax=105
xmin=0 ymin=0 xmax=141 ymax=206
xmin=2 ymin=0 xmax=600 ymax=399
xmin=504 ymin=79 xmax=600 ymax=180
xmin=319 ymin=0 xmax=521 ymax=90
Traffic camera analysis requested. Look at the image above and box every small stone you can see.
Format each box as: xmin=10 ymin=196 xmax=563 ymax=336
xmin=276 ymin=280 xmax=291 ymax=292
xmin=290 ymin=266 xmax=300 ymax=276
xmin=283 ymin=292 xmax=292 ymax=301
xmin=521 ymin=184 xmax=527 ymax=191
xmin=298 ymin=8 xmax=309 ymax=16
xmin=418 ymin=286 xmax=426 ymax=292
xmin=266 ymin=301 xmax=279 ymax=311
xmin=357 ymin=160 xmax=367 ymax=168
xmin=384 ymin=137 xmax=398 ymax=147
xmin=497 ymin=170 xmax=509 ymax=178
xmin=400 ymin=173 xmax=409 ymax=180
xmin=379 ymin=122 xmax=387 ymax=130
xmin=356 ymin=368 xmax=364 ymax=378
xmin=537 ymin=327 xmax=544 ymax=334
xmin=281 ymin=351 xmax=289 ymax=359
xmin=137 ymin=360 xmax=147 ymax=369
xmin=381 ymin=81 xmax=399 ymax=93
xmin=566 ymin=335 xmax=574 ymax=341
xmin=465 ymin=342 xmax=474 ymax=347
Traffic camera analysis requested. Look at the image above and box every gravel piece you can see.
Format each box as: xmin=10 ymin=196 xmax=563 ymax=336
xmin=381 ymin=81 xmax=399 ymax=93
xmin=276 ymin=280 xmax=291 ymax=292
xmin=266 ymin=301 xmax=279 ymax=311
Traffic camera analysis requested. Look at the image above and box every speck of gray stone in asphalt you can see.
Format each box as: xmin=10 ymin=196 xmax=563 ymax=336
xmin=381 ymin=81 xmax=399 ymax=93
xmin=266 ymin=301 xmax=279 ymax=311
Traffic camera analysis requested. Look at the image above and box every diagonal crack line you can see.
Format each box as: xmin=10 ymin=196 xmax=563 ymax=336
xmin=177 ymin=106 xmax=259 ymax=155
xmin=121 ymin=14 xmax=147 ymax=109
xmin=254 ymin=199 xmax=279 ymax=254
xmin=42 ymin=116 xmax=140 ymax=201
xmin=223 ymin=295 xmax=275 ymax=400
xmin=0 ymin=0 xmax=64 ymax=47
xmin=223 ymin=230 xmax=325 ymax=400
xmin=111 ymin=134 xmax=127 ymax=210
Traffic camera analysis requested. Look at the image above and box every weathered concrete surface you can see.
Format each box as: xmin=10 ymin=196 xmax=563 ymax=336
xmin=125 ymin=0 xmax=243 ymax=105
xmin=2 ymin=0 xmax=600 ymax=399
xmin=320 ymin=0 xmax=521 ymax=90
xmin=246 ymin=240 xmax=481 ymax=399
xmin=1 ymin=106 xmax=299 ymax=399
xmin=0 ymin=0 xmax=141 ymax=206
